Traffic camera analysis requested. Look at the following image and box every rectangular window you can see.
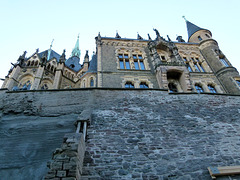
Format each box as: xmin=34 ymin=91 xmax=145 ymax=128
xmin=118 ymin=54 xmax=123 ymax=59
xmin=220 ymin=58 xmax=229 ymax=67
xmin=199 ymin=63 xmax=205 ymax=72
xmin=133 ymin=55 xmax=137 ymax=59
xmin=119 ymin=60 xmax=124 ymax=69
xmin=236 ymin=80 xmax=240 ymax=86
xmin=134 ymin=61 xmax=139 ymax=70
xmin=186 ymin=63 xmax=192 ymax=72
xmin=138 ymin=55 xmax=143 ymax=59
xmin=195 ymin=58 xmax=199 ymax=62
xmin=183 ymin=57 xmax=187 ymax=61
xmin=140 ymin=61 xmax=145 ymax=70
xmin=125 ymin=60 xmax=130 ymax=69
xmin=124 ymin=54 xmax=129 ymax=59
xmin=194 ymin=64 xmax=200 ymax=72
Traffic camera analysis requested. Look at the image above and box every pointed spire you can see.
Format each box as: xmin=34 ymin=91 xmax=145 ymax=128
xmin=71 ymin=34 xmax=81 ymax=58
xmin=84 ymin=50 xmax=89 ymax=63
xmin=59 ymin=49 xmax=66 ymax=63
xmin=183 ymin=16 xmax=211 ymax=41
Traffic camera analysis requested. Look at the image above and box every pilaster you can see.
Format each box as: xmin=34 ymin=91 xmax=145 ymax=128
xmin=53 ymin=63 xmax=64 ymax=89
xmin=5 ymin=65 xmax=21 ymax=90
xmin=31 ymin=66 xmax=44 ymax=90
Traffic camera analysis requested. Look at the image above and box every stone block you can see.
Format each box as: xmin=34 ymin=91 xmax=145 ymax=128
xmin=56 ymin=170 xmax=66 ymax=177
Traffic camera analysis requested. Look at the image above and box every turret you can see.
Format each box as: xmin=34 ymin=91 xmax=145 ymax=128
xmin=184 ymin=17 xmax=240 ymax=94
xmin=183 ymin=16 xmax=212 ymax=43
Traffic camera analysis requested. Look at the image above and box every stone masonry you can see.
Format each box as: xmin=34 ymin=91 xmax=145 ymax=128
xmin=45 ymin=133 xmax=85 ymax=180
xmin=0 ymin=88 xmax=240 ymax=179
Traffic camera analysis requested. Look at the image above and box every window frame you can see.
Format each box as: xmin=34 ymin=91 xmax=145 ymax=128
xmin=195 ymin=84 xmax=204 ymax=93
xmin=140 ymin=82 xmax=149 ymax=88
xmin=125 ymin=82 xmax=134 ymax=88
xmin=208 ymin=85 xmax=216 ymax=93
xmin=220 ymin=58 xmax=229 ymax=67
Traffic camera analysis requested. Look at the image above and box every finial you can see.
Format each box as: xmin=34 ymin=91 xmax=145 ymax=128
xmin=59 ymin=49 xmax=66 ymax=63
xmin=115 ymin=31 xmax=121 ymax=38
xmin=153 ymin=28 xmax=160 ymax=38
xmin=137 ymin=32 xmax=143 ymax=40
xmin=167 ymin=35 xmax=171 ymax=42
xmin=182 ymin=16 xmax=187 ymax=22
xmin=50 ymin=39 xmax=54 ymax=49
xmin=36 ymin=48 xmax=39 ymax=53
xmin=148 ymin=34 xmax=152 ymax=40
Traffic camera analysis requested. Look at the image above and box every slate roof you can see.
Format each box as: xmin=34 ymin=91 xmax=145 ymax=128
xmin=87 ymin=54 xmax=97 ymax=72
xmin=38 ymin=49 xmax=61 ymax=62
xmin=186 ymin=20 xmax=211 ymax=40
xmin=65 ymin=56 xmax=82 ymax=72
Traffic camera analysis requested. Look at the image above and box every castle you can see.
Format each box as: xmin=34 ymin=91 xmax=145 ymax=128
xmin=2 ymin=19 xmax=240 ymax=94
xmin=1 ymin=19 xmax=240 ymax=180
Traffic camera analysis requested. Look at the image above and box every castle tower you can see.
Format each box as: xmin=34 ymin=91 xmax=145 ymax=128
xmin=185 ymin=18 xmax=240 ymax=94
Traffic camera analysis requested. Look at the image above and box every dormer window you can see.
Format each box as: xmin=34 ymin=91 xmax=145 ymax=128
xmin=70 ymin=64 xmax=75 ymax=68
xmin=205 ymin=34 xmax=210 ymax=38
xmin=198 ymin=36 xmax=202 ymax=41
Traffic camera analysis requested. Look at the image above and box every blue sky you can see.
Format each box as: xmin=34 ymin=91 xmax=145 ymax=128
xmin=0 ymin=0 xmax=240 ymax=87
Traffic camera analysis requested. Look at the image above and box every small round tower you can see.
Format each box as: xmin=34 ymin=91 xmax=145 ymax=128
xmin=185 ymin=18 xmax=240 ymax=94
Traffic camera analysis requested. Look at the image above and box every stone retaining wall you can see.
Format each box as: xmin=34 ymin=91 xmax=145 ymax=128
xmin=0 ymin=89 xmax=240 ymax=179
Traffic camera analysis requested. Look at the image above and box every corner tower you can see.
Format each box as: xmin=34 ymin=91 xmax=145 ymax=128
xmin=185 ymin=18 xmax=240 ymax=94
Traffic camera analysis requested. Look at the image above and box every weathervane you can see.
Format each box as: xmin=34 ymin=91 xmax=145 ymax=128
xmin=182 ymin=16 xmax=187 ymax=21
xmin=50 ymin=39 xmax=54 ymax=49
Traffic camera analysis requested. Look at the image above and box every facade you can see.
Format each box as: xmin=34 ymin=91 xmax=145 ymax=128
xmin=1 ymin=20 xmax=240 ymax=179
xmin=2 ymin=20 xmax=240 ymax=95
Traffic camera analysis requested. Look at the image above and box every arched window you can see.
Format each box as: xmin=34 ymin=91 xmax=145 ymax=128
xmin=41 ymin=84 xmax=48 ymax=90
xmin=31 ymin=61 xmax=34 ymax=66
xmin=90 ymin=78 xmax=94 ymax=87
xmin=195 ymin=84 xmax=204 ymax=93
xmin=27 ymin=61 xmax=30 ymax=66
xmin=22 ymin=80 xmax=31 ymax=90
xmin=168 ymin=83 xmax=177 ymax=92
xmin=51 ymin=66 xmax=54 ymax=72
xmin=140 ymin=82 xmax=148 ymax=88
xmin=125 ymin=82 xmax=134 ymax=88
xmin=208 ymin=85 xmax=216 ymax=93
xmin=82 ymin=80 xmax=86 ymax=88
xmin=35 ymin=61 xmax=39 ymax=66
